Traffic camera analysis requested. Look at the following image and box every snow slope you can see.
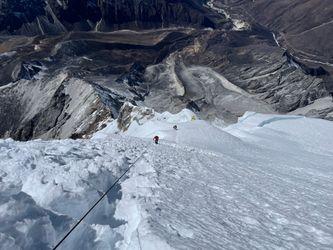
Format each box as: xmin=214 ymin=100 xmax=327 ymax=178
xmin=0 ymin=108 xmax=333 ymax=249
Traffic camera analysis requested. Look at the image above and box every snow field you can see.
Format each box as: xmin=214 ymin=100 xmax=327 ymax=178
xmin=0 ymin=108 xmax=333 ymax=249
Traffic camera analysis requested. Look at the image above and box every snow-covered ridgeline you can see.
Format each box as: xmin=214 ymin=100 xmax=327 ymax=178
xmin=0 ymin=105 xmax=333 ymax=249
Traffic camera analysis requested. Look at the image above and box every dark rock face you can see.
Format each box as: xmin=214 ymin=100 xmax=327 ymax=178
xmin=14 ymin=84 xmax=70 ymax=141
xmin=97 ymin=0 xmax=222 ymax=31
xmin=116 ymin=62 xmax=148 ymax=101
xmin=0 ymin=0 xmax=66 ymax=35
xmin=17 ymin=61 xmax=44 ymax=80
xmin=53 ymin=0 xmax=101 ymax=23
xmin=216 ymin=0 xmax=333 ymax=71
xmin=117 ymin=62 xmax=146 ymax=87
xmin=205 ymin=30 xmax=329 ymax=113
xmin=0 ymin=0 xmax=46 ymax=32
xmin=0 ymin=0 xmax=227 ymax=35
xmin=284 ymin=52 xmax=329 ymax=77
xmin=0 ymin=74 xmax=122 ymax=141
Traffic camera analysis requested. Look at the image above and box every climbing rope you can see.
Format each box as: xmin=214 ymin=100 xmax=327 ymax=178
xmin=52 ymin=153 xmax=145 ymax=250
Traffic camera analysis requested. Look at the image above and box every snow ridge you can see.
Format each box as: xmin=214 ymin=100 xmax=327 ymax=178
xmin=1 ymin=108 xmax=333 ymax=249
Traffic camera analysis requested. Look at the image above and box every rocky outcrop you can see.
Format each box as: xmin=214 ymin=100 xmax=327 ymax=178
xmin=116 ymin=62 xmax=148 ymax=101
xmin=117 ymin=102 xmax=154 ymax=131
xmin=284 ymin=52 xmax=329 ymax=77
xmin=0 ymin=74 xmax=124 ymax=140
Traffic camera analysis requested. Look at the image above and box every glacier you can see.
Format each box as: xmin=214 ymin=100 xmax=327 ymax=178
xmin=0 ymin=106 xmax=332 ymax=249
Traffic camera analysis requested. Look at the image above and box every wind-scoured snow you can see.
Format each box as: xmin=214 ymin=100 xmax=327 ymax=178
xmin=0 ymin=107 xmax=333 ymax=249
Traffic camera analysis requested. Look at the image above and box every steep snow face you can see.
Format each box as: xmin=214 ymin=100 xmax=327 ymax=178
xmin=1 ymin=107 xmax=333 ymax=249
xmin=95 ymin=103 xmax=247 ymax=155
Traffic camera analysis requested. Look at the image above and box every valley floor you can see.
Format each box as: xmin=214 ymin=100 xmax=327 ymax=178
xmin=0 ymin=111 xmax=333 ymax=249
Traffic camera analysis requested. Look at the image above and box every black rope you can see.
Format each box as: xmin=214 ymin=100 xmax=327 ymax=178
xmin=52 ymin=154 xmax=144 ymax=250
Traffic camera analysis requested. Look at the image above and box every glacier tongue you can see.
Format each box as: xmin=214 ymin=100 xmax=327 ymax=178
xmin=0 ymin=108 xmax=333 ymax=249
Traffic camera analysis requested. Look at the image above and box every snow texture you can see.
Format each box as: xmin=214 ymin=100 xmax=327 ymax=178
xmin=0 ymin=108 xmax=333 ymax=249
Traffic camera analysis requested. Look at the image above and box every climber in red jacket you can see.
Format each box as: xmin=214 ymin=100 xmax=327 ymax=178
xmin=153 ymin=135 xmax=159 ymax=144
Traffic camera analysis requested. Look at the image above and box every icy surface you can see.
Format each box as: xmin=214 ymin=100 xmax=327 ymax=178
xmin=0 ymin=109 xmax=333 ymax=249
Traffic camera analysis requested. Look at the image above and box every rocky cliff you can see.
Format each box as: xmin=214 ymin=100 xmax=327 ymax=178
xmin=0 ymin=0 xmax=227 ymax=35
